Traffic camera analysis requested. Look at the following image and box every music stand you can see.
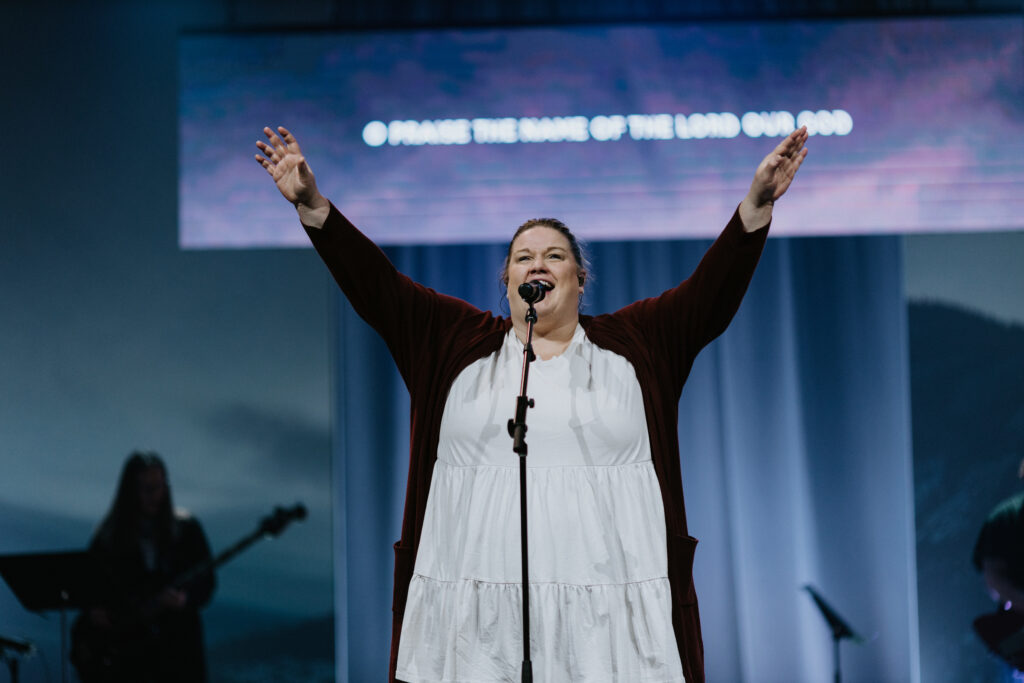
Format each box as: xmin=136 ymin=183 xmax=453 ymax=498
xmin=803 ymin=584 xmax=864 ymax=683
xmin=0 ymin=551 xmax=111 ymax=683
xmin=0 ymin=634 xmax=34 ymax=683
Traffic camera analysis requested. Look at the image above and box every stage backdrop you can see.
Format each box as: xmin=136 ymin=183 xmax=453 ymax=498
xmin=181 ymin=15 xmax=1024 ymax=248
xmin=329 ymin=223 xmax=918 ymax=682
xmin=174 ymin=13 xmax=1024 ymax=682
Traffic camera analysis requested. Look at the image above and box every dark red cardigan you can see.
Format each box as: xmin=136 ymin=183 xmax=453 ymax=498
xmin=306 ymin=205 xmax=768 ymax=683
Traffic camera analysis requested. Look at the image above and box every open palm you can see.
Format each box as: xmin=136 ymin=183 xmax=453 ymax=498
xmin=749 ymin=126 xmax=809 ymax=206
xmin=255 ymin=126 xmax=325 ymax=208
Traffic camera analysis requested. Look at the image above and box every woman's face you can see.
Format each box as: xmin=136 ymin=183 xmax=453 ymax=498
xmin=137 ymin=466 xmax=167 ymax=518
xmin=505 ymin=226 xmax=584 ymax=326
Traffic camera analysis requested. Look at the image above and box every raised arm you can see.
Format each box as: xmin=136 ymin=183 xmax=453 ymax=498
xmin=252 ymin=125 xmax=498 ymax=390
xmin=254 ymin=125 xmax=422 ymax=345
xmin=603 ymin=128 xmax=809 ymax=389
xmin=738 ymin=126 xmax=809 ymax=232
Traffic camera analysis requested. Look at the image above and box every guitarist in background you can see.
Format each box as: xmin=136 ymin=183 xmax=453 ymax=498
xmin=973 ymin=457 xmax=1024 ymax=679
xmin=72 ymin=451 xmax=216 ymax=683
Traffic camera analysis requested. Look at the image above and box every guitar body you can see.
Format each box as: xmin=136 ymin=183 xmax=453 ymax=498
xmin=70 ymin=599 xmax=208 ymax=683
xmin=70 ymin=514 xmax=215 ymax=683
xmin=70 ymin=611 xmax=152 ymax=683
xmin=975 ymin=609 xmax=1024 ymax=671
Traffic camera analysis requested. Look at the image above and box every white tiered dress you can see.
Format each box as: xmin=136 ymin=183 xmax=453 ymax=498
xmin=396 ymin=325 xmax=685 ymax=683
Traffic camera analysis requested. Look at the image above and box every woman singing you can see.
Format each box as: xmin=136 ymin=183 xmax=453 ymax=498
xmin=256 ymin=124 xmax=807 ymax=683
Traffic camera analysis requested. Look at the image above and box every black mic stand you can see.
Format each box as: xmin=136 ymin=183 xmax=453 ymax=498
xmin=803 ymin=584 xmax=864 ymax=683
xmin=507 ymin=300 xmax=538 ymax=683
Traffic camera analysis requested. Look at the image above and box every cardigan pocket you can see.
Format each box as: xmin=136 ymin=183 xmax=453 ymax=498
xmin=667 ymin=533 xmax=704 ymax=681
xmin=392 ymin=540 xmax=415 ymax=614
xmin=667 ymin=533 xmax=698 ymax=605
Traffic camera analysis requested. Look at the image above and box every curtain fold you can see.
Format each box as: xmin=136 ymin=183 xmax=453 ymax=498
xmin=332 ymin=232 xmax=917 ymax=683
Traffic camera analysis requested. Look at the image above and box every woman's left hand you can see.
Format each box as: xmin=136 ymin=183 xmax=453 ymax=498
xmin=739 ymin=126 xmax=809 ymax=230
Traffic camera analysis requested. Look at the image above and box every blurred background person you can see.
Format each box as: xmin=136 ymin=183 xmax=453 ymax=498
xmin=71 ymin=451 xmax=216 ymax=683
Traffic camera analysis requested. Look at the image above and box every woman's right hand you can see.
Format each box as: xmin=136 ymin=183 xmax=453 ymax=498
xmin=255 ymin=126 xmax=329 ymax=211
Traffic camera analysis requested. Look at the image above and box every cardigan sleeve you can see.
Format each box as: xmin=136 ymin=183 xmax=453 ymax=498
xmin=609 ymin=206 xmax=769 ymax=392
xmin=303 ymin=203 xmax=487 ymax=388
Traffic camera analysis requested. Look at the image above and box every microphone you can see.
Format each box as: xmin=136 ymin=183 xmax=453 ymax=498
xmin=518 ymin=280 xmax=552 ymax=304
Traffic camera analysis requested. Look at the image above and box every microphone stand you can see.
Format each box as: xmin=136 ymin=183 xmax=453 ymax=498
xmin=803 ymin=585 xmax=864 ymax=683
xmin=507 ymin=300 xmax=538 ymax=683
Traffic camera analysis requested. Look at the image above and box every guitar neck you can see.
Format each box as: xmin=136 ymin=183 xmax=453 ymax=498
xmin=170 ymin=504 xmax=306 ymax=589
xmin=171 ymin=526 xmax=268 ymax=589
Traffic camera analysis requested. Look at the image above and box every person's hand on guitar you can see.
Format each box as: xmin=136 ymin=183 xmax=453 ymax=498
xmin=156 ymin=587 xmax=188 ymax=612
xmin=982 ymin=557 xmax=1024 ymax=614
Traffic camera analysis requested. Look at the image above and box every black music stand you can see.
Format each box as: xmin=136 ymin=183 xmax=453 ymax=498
xmin=803 ymin=584 xmax=864 ymax=683
xmin=0 ymin=551 xmax=111 ymax=683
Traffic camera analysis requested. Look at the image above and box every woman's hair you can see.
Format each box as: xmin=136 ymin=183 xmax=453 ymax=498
xmin=500 ymin=217 xmax=591 ymax=289
xmin=96 ymin=450 xmax=176 ymax=550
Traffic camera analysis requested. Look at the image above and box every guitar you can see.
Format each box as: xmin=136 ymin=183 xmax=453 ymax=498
xmin=974 ymin=607 xmax=1024 ymax=670
xmin=70 ymin=503 xmax=307 ymax=682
